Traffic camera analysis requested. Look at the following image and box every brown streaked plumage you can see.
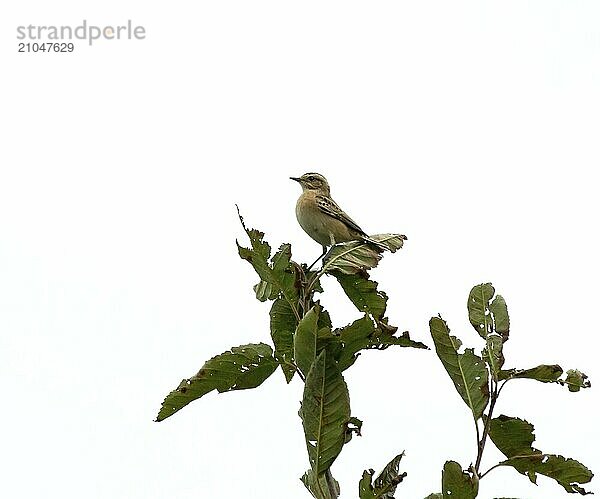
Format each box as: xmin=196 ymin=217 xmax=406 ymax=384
xmin=290 ymin=172 xmax=384 ymax=268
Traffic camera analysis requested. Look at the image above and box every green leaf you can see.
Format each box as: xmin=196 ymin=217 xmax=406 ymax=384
xmin=295 ymin=306 xmax=320 ymax=377
xmin=156 ymin=343 xmax=278 ymax=422
xmin=563 ymin=369 xmax=591 ymax=392
xmin=359 ymin=452 xmax=407 ymax=499
xmin=489 ymin=415 xmax=535 ymax=457
xmin=369 ymin=326 xmax=429 ymax=351
xmin=499 ymin=364 xmax=563 ymax=382
xmin=253 ymin=279 xmax=279 ymax=301
xmin=321 ymin=234 xmax=407 ymax=276
xmin=489 ymin=415 xmax=593 ymax=494
xmin=337 ymin=316 xmax=377 ymax=371
xmin=300 ymin=350 xmax=351 ymax=475
xmin=499 ymin=365 xmax=591 ymax=392
xmin=317 ymin=305 xmax=333 ymax=330
xmin=430 ymin=316 xmax=489 ymax=420
xmin=236 ymin=210 xmax=299 ymax=306
xmin=490 ymin=294 xmax=510 ymax=339
xmin=441 ymin=461 xmax=478 ymax=498
xmin=270 ymin=298 xmax=298 ymax=383
xmin=424 ymin=494 xmax=443 ymax=499
xmin=301 ymin=469 xmax=340 ymax=499
xmin=333 ymin=272 xmax=387 ymax=320
xmin=344 ymin=416 xmax=363 ymax=444
xmin=482 ymin=334 xmax=504 ymax=377
xmin=467 ymin=283 xmax=510 ymax=376
xmin=337 ymin=316 xmax=428 ymax=371
xmin=468 ymin=283 xmax=495 ymax=337
xmin=369 ymin=233 xmax=408 ymax=252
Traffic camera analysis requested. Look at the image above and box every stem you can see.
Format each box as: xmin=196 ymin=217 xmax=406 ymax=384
xmin=474 ymin=378 xmax=498 ymax=474
xmin=324 ymin=470 xmax=338 ymax=498
xmin=479 ymin=453 xmax=547 ymax=479
xmin=474 ymin=418 xmax=481 ymax=461
xmin=289 ymin=298 xmax=302 ymax=323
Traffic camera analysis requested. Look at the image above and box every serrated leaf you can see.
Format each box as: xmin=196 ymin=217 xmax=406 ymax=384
xmin=301 ymin=469 xmax=340 ymax=499
xmin=359 ymin=453 xmax=407 ymax=499
xmin=441 ymin=461 xmax=478 ymax=498
xmin=270 ymin=298 xmax=298 ymax=383
xmin=318 ymin=306 xmax=333 ymax=330
xmin=300 ymin=350 xmax=351 ymax=475
xmin=321 ymin=234 xmax=407 ymax=276
xmin=333 ymin=272 xmax=388 ymax=320
xmin=237 ymin=210 xmax=299 ymax=306
xmin=156 ymin=343 xmax=277 ymax=421
xmin=489 ymin=415 xmax=593 ymax=494
xmin=489 ymin=415 xmax=535 ymax=456
xmin=430 ymin=316 xmax=489 ymax=420
xmin=369 ymin=327 xmax=429 ymax=351
xmin=337 ymin=316 xmax=378 ymax=371
xmin=369 ymin=233 xmax=407 ymax=252
xmin=337 ymin=316 xmax=428 ymax=371
xmin=295 ymin=306 xmax=320 ymax=377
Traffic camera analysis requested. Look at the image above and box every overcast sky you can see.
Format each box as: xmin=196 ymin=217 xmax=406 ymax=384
xmin=1 ymin=1 xmax=599 ymax=498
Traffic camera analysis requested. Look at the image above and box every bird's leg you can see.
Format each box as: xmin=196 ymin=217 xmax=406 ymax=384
xmin=306 ymin=245 xmax=328 ymax=272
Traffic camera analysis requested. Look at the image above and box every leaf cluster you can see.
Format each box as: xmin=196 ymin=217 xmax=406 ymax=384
xmin=155 ymin=212 xmax=593 ymax=499
xmin=156 ymin=211 xmax=423 ymax=498
xmin=427 ymin=283 xmax=592 ymax=497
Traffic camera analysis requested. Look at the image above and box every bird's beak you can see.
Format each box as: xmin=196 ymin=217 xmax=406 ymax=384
xmin=290 ymin=177 xmax=301 ymax=183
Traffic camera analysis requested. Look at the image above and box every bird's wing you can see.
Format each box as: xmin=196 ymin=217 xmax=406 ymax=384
xmin=316 ymin=194 xmax=367 ymax=236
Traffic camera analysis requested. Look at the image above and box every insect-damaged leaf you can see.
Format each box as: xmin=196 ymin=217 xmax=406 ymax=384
xmin=564 ymin=369 xmax=592 ymax=392
xmin=270 ymin=298 xmax=298 ymax=383
xmin=489 ymin=415 xmax=593 ymax=494
xmin=499 ymin=364 xmax=563 ymax=382
xmin=321 ymin=234 xmax=407 ymax=276
xmin=359 ymin=452 xmax=407 ymax=499
xmin=499 ymin=365 xmax=591 ymax=392
xmin=337 ymin=316 xmax=377 ymax=371
xmin=467 ymin=283 xmax=495 ymax=337
xmin=332 ymin=272 xmax=388 ymax=320
xmin=337 ymin=316 xmax=428 ymax=371
xmin=482 ymin=334 xmax=504 ymax=378
xmin=467 ymin=283 xmax=510 ymax=376
xmin=300 ymin=350 xmax=351 ymax=475
xmin=430 ymin=316 xmax=489 ymax=420
xmin=156 ymin=343 xmax=278 ymax=422
xmin=236 ymin=209 xmax=299 ymax=305
xmin=441 ymin=461 xmax=478 ymax=499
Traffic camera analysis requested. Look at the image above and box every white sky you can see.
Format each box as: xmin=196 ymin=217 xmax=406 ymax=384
xmin=1 ymin=2 xmax=599 ymax=498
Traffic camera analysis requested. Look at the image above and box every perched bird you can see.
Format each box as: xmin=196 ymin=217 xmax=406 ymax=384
xmin=291 ymin=172 xmax=386 ymax=269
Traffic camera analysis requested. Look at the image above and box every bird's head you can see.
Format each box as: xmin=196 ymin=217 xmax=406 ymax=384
xmin=290 ymin=172 xmax=330 ymax=195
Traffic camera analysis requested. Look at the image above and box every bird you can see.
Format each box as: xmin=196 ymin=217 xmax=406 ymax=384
xmin=290 ymin=172 xmax=387 ymax=270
